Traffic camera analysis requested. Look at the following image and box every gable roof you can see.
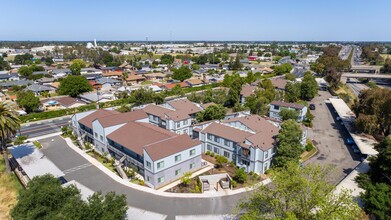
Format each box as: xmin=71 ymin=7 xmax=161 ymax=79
xmin=225 ymin=115 xmax=277 ymax=133
xmin=142 ymin=104 xmax=173 ymax=119
xmin=240 ymin=84 xmax=258 ymax=97
xmin=26 ymin=84 xmax=53 ymax=92
xmin=144 ymin=134 xmax=201 ymax=161
xmin=271 ymin=77 xmax=287 ymax=90
xmin=270 ymin=101 xmax=305 ymax=110
xmin=202 ymin=122 xmax=252 ymax=144
xmin=107 ymin=122 xmax=177 ymax=155
xmin=163 ymin=82 xmax=189 ymax=90
xmin=79 ymin=109 xmax=119 ymax=129
xmin=96 ymin=110 xmax=147 ymax=128
xmin=167 ymin=98 xmax=202 ymax=115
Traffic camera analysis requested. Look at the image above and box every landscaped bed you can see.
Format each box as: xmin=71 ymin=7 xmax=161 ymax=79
xmin=165 ymin=173 xmax=202 ymax=193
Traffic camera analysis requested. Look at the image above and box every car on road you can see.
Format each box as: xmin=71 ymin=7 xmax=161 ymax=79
xmin=309 ymin=104 xmax=316 ymax=110
xmin=347 ymin=137 xmax=354 ymax=145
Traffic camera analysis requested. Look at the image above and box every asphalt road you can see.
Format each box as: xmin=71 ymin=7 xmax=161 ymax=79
xmin=39 ymin=136 xmax=245 ymax=220
xmin=19 ymin=117 xmax=71 ymax=138
xmin=305 ymin=90 xmax=361 ymax=183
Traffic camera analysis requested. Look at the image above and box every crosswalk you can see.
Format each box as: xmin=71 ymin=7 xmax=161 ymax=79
xmin=62 ymin=163 xmax=92 ymax=174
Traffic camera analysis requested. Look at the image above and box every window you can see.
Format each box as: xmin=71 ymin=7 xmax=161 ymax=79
xmin=94 ymin=132 xmax=98 ymax=138
xmin=265 ymin=151 xmax=269 ymax=159
xmin=176 ymin=122 xmax=180 ymax=128
xmin=224 ymin=139 xmax=229 ymax=146
xmin=242 ymin=160 xmax=250 ymax=166
xmin=183 ymin=120 xmax=188 ymax=125
xmin=207 ymin=144 xmax=212 ymax=151
xmin=147 ymin=176 xmax=151 ymax=182
xmin=224 ymin=151 xmax=230 ymax=158
xmin=214 ymin=147 xmax=219 ymax=154
xmin=175 ymin=169 xmax=181 ymax=176
xmin=158 ymin=176 xmax=165 ymax=183
xmin=189 ymin=149 xmax=196 ymax=156
xmin=175 ymin=154 xmax=181 ymax=162
xmin=207 ymin=134 xmax=213 ymax=140
xmin=157 ymin=161 xmax=164 ymax=170
xmin=273 ymin=105 xmax=280 ymax=110
xmin=146 ymin=161 xmax=151 ymax=169
xmin=272 ymin=147 xmax=276 ymax=154
xmin=100 ymin=135 xmax=103 ymax=141
xmin=214 ymin=136 xmax=220 ymax=143
xmin=190 ymin=163 xmax=195 ymax=169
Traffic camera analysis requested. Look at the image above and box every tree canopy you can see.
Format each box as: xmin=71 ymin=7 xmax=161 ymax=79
xmin=172 ymin=66 xmax=192 ymax=82
xmin=280 ymin=108 xmax=299 ymax=121
xmin=353 ymin=88 xmax=391 ymax=136
xmin=196 ymin=104 xmax=226 ymax=122
xmin=273 ymin=63 xmax=293 ymax=75
xmin=356 ymin=138 xmax=391 ymax=219
xmin=300 ymin=72 xmax=318 ymax=100
xmin=273 ymin=119 xmax=303 ymax=167
xmin=69 ymin=59 xmax=86 ymax=75
xmin=11 ymin=174 xmax=128 ymax=220
xmin=58 ymin=75 xmax=93 ymax=97
xmin=14 ymin=53 xmax=33 ymax=65
xmin=238 ymin=162 xmax=361 ymax=219
xmin=16 ymin=90 xmax=40 ymax=113
xmin=160 ymin=54 xmax=174 ymax=65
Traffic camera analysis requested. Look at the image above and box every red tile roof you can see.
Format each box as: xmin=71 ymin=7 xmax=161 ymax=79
xmin=163 ymin=82 xmax=189 ymax=90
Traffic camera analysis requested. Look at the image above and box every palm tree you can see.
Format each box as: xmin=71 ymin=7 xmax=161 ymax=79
xmin=0 ymin=103 xmax=21 ymax=173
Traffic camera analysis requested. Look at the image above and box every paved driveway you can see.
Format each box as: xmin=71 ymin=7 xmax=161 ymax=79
xmin=40 ymin=136 xmax=246 ymax=220
xmin=304 ymin=90 xmax=361 ymax=183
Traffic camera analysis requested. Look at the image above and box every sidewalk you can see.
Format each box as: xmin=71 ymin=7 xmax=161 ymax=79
xmin=22 ymin=115 xmax=71 ymax=126
xmin=63 ymin=136 xmax=269 ymax=198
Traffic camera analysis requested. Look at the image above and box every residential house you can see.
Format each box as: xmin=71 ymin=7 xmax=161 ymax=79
xmin=41 ymin=97 xmax=86 ymax=111
xmin=37 ymin=77 xmax=55 ymax=85
xmin=0 ymin=79 xmax=33 ymax=89
xmin=240 ymin=84 xmax=258 ymax=104
xmin=80 ymin=91 xmax=116 ymax=103
xmin=270 ymin=77 xmax=287 ymax=91
xmin=0 ymin=72 xmax=19 ymax=81
xmin=185 ymin=78 xmax=204 ymax=87
xmin=26 ymin=84 xmax=53 ymax=96
xmin=194 ymin=115 xmax=279 ymax=174
xmin=162 ymin=82 xmax=190 ymax=90
xmin=269 ymin=101 xmax=307 ymax=122
xmin=126 ymin=74 xmax=146 ymax=84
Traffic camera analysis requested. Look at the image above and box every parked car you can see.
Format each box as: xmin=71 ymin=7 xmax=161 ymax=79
xmin=309 ymin=104 xmax=316 ymax=110
xmin=347 ymin=137 xmax=354 ymax=145
xmin=352 ymin=145 xmax=360 ymax=154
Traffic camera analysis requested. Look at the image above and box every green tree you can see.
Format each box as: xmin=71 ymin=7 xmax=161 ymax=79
xmin=215 ymin=155 xmax=228 ymax=168
xmin=273 ymin=63 xmax=293 ymax=75
xmin=69 ymin=59 xmax=86 ymax=75
xmin=0 ymin=103 xmax=21 ymax=173
xmin=233 ymin=168 xmax=248 ymax=184
xmin=238 ymin=163 xmax=361 ymax=220
xmin=260 ymin=79 xmax=276 ymax=102
xmin=160 ymin=54 xmax=174 ymax=65
xmin=300 ymin=72 xmax=318 ymax=100
xmin=18 ymin=66 xmax=33 ymax=78
xmin=191 ymin=63 xmax=200 ymax=70
xmin=16 ymin=90 xmax=40 ymax=113
xmin=273 ymin=119 xmax=303 ymax=167
xmin=245 ymin=95 xmax=269 ymax=115
xmin=0 ymin=57 xmax=10 ymax=71
xmin=284 ymin=82 xmax=301 ymax=102
xmin=196 ymin=104 xmax=226 ymax=122
xmin=381 ymin=58 xmax=391 ymax=73
xmin=11 ymin=174 xmax=127 ymax=220
xmin=180 ymin=172 xmax=192 ymax=186
xmin=280 ymin=108 xmax=299 ymax=121
xmin=172 ymin=66 xmax=192 ymax=82
xmin=285 ymin=72 xmax=296 ymax=81
xmin=228 ymin=55 xmax=243 ymax=70
xmin=58 ymin=75 xmax=93 ymax=97
xmin=14 ymin=53 xmax=33 ymax=65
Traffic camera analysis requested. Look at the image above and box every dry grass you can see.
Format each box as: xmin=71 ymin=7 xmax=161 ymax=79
xmin=0 ymin=157 xmax=23 ymax=219
xmin=380 ymin=54 xmax=391 ymax=60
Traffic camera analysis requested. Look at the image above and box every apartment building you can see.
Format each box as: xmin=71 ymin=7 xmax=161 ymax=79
xmin=269 ymin=101 xmax=308 ymax=122
xmin=194 ymin=115 xmax=280 ymax=174
xmin=141 ymin=98 xmax=203 ymax=135
xmin=71 ymin=109 xmax=202 ymax=189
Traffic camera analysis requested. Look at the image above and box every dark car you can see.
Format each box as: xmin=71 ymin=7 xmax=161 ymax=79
xmin=309 ymin=104 xmax=316 ymax=110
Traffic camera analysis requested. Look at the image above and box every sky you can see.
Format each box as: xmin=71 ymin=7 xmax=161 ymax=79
xmin=1 ymin=0 xmax=391 ymax=41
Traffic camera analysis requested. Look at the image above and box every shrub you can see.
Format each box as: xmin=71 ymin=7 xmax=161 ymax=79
xmin=231 ymin=179 xmax=238 ymax=188
xmin=14 ymin=136 xmax=28 ymax=145
xmin=85 ymin=142 xmax=92 ymax=150
xmin=33 ymin=141 xmax=42 ymax=149
xmin=230 ymin=161 xmax=235 ymax=167
xmin=211 ymin=152 xmax=215 ymax=157
xmin=181 ymin=172 xmax=192 ymax=186
xmin=215 ymin=155 xmax=228 ymax=168
xmin=305 ymin=141 xmax=314 ymax=152
xmin=205 ymin=151 xmax=210 ymax=156
xmin=233 ymin=168 xmax=248 ymax=184
xmin=249 ymin=171 xmax=254 ymax=176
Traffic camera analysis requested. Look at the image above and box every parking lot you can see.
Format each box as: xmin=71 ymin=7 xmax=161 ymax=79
xmin=305 ymin=90 xmax=361 ymax=184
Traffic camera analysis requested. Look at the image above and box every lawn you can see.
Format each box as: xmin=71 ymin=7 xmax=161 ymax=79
xmin=301 ymin=147 xmax=318 ymax=162
xmin=141 ymin=80 xmax=153 ymax=85
xmin=87 ymin=151 xmax=116 ymax=173
xmin=0 ymin=157 xmax=24 ymax=219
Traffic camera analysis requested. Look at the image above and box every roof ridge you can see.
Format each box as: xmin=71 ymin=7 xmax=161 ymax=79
xmin=143 ymin=134 xmax=180 ymax=149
